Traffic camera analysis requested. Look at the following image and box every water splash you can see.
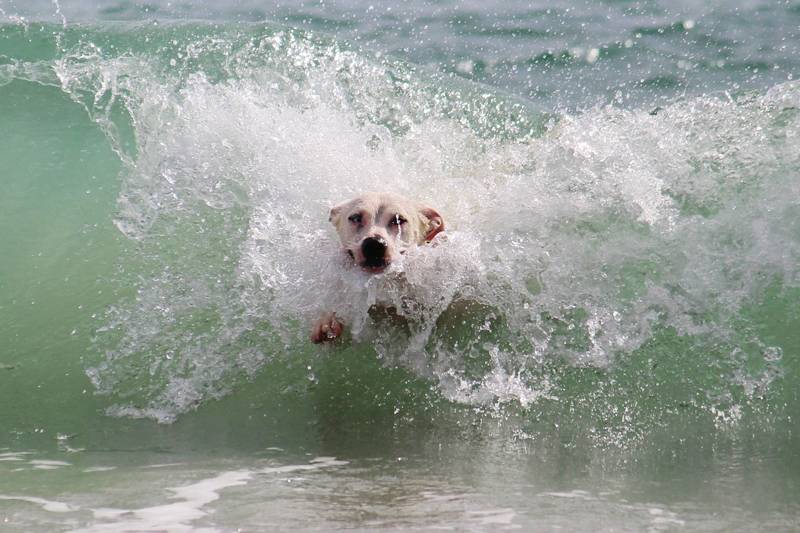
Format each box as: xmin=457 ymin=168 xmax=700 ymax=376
xmin=18 ymin=25 xmax=795 ymax=422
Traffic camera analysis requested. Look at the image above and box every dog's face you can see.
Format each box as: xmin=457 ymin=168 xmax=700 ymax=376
xmin=329 ymin=192 xmax=444 ymax=273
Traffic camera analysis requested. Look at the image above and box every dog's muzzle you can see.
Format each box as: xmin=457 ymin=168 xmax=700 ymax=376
xmin=361 ymin=236 xmax=388 ymax=268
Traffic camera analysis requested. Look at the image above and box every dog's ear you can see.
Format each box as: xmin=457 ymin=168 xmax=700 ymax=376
xmin=329 ymin=202 xmax=346 ymax=227
xmin=420 ymin=206 xmax=445 ymax=243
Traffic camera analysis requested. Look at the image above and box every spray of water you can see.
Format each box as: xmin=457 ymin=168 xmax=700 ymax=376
xmin=16 ymin=25 xmax=795 ymax=422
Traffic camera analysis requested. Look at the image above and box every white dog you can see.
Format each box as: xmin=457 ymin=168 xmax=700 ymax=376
xmin=310 ymin=192 xmax=445 ymax=343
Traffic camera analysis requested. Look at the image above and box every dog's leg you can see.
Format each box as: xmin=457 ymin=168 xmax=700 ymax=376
xmin=310 ymin=312 xmax=344 ymax=343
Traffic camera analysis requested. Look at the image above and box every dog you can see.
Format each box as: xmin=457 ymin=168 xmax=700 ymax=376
xmin=310 ymin=192 xmax=445 ymax=343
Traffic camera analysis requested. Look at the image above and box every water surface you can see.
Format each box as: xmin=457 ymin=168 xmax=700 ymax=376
xmin=1 ymin=1 xmax=799 ymax=530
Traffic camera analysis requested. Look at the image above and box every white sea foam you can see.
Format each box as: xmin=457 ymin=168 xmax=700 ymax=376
xmin=38 ymin=28 xmax=797 ymax=421
xmin=0 ymin=495 xmax=76 ymax=513
xmin=1 ymin=457 xmax=349 ymax=532
xmin=29 ymin=459 xmax=72 ymax=470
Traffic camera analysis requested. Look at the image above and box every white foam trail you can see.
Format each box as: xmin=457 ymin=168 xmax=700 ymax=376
xmin=0 ymin=495 xmax=75 ymax=513
xmin=81 ymin=457 xmax=348 ymax=533
xmin=29 ymin=459 xmax=71 ymax=467
xmin=1 ymin=457 xmax=348 ymax=532
xmin=0 ymin=451 xmax=33 ymax=462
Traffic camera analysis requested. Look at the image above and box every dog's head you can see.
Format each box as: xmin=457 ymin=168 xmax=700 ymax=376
xmin=329 ymin=192 xmax=444 ymax=273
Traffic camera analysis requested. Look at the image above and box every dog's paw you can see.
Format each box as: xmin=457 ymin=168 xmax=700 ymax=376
xmin=310 ymin=312 xmax=344 ymax=344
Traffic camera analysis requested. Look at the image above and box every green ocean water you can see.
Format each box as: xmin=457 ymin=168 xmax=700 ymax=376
xmin=1 ymin=1 xmax=800 ymax=530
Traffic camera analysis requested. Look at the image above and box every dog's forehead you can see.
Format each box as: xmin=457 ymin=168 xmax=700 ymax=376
xmin=346 ymin=193 xmax=415 ymax=217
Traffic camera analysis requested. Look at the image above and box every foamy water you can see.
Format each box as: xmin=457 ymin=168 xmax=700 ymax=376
xmin=26 ymin=26 xmax=794 ymax=421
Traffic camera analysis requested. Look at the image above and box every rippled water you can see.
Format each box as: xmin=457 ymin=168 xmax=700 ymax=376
xmin=1 ymin=1 xmax=799 ymax=531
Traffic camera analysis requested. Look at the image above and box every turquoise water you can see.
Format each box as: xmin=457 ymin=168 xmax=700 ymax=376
xmin=1 ymin=1 xmax=799 ymax=530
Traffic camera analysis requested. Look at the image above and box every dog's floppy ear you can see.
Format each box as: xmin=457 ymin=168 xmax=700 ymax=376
xmin=420 ymin=206 xmax=445 ymax=243
xmin=329 ymin=202 xmax=346 ymax=227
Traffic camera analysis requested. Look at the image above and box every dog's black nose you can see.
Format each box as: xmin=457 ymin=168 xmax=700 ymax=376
xmin=361 ymin=236 xmax=387 ymax=264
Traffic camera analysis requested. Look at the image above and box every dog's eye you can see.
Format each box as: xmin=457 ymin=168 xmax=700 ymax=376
xmin=348 ymin=213 xmax=363 ymax=224
xmin=390 ymin=215 xmax=407 ymax=226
